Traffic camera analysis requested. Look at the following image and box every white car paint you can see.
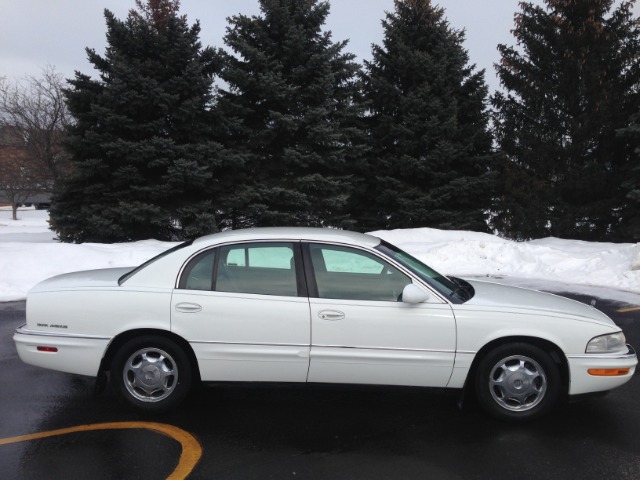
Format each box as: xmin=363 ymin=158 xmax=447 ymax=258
xmin=172 ymin=289 xmax=311 ymax=382
xmin=14 ymin=227 xmax=637 ymax=417
xmin=308 ymin=297 xmax=456 ymax=387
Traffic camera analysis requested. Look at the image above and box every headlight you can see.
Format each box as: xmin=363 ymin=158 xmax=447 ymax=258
xmin=586 ymin=332 xmax=627 ymax=354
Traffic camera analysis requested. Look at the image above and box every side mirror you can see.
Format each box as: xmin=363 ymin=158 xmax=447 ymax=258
xmin=402 ymin=283 xmax=430 ymax=304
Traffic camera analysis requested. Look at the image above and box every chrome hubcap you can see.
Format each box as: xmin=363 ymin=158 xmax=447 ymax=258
xmin=123 ymin=347 xmax=178 ymax=403
xmin=489 ymin=355 xmax=547 ymax=412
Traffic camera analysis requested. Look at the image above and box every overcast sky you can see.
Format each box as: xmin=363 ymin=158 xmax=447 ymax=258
xmin=1 ymin=1 xmax=638 ymax=93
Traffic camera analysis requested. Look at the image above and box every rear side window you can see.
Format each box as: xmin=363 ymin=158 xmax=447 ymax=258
xmin=179 ymin=249 xmax=216 ymax=291
xmin=216 ymin=242 xmax=299 ymax=297
xmin=225 ymin=245 xmax=293 ymax=269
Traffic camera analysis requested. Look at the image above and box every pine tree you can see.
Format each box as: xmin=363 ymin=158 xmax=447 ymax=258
xmin=492 ymin=0 xmax=640 ymax=241
xmin=216 ymin=0 xmax=365 ymax=228
xmin=617 ymin=115 xmax=640 ymax=241
xmin=50 ymin=0 xmax=223 ymax=242
xmin=352 ymin=0 xmax=495 ymax=232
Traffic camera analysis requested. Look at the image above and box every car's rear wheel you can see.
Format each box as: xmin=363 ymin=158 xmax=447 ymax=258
xmin=475 ymin=343 xmax=561 ymax=421
xmin=111 ymin=335 xmax=191 ymax=412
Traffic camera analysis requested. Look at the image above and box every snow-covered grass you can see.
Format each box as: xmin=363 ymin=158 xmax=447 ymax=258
xmin=1 ymin=206 xmax=638 ymax=302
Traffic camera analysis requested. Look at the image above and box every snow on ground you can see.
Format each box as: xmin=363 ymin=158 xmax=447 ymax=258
xmin=1 ymin=206 xmax=639 ymax=302
xmin=0 ymin=208 xmax=174 ymax=302
xmin=372 ymin=228 xmax=640 ymax=303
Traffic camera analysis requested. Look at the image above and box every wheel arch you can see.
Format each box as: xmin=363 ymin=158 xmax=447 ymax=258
xmin=461 ymin=335 xmax=570 ymax=403
xmin=98 ymin=329 xmax=201 ymax=383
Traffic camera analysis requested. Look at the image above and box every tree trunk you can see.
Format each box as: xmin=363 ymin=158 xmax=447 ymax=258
xmin=11 ymin=203 xmax=18 ymax=220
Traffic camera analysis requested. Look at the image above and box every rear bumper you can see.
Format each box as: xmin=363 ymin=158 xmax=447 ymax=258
xmin=567 ymin=345 xmax=637 ymax=396
xmin=13 ymin=325 xmax=109 ymax=377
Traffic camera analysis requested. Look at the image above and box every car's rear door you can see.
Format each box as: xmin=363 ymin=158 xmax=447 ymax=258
xmin=304 ymin=242 xmax=456 ymax=387
xmin=171 ymin=241 xmax=311 ymax=382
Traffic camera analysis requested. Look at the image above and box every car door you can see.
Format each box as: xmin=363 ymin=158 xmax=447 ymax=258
xmin=171 ymin=241 xmax=311 ymax=382
xmin=305 ymin=242 xmax=456 ymax=387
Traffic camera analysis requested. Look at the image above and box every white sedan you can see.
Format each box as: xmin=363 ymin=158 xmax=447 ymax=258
xmin=14 ymin=228 xmax=637 ymax=421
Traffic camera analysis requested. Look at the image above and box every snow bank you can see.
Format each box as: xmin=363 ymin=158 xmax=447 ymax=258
xmin=372 ymin=227 xmax=640 ymax=294
xmin=631 ymin=243 xmax=640 ymax=271
xmin=0 ymin=240 xmax=175 ymax=301
xmin=0 ymin=208 xmax=174 ymax=301
xmin=1 ymin=207 xmax=638 ymax=302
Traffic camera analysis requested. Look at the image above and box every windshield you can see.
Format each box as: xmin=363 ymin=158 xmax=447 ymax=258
xmin=376 ymin=241 xmax=472 ymax=303
xmin=118 ymin=240 xmax=194 ymax=285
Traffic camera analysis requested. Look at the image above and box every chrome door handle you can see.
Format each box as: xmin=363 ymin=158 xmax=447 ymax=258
xmin=318 ymin=310 xmax=345 ymax=321
xmin=175 ymin=302 xmax=202 ymax=313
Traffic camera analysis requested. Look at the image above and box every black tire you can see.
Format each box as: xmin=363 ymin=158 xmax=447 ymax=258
xmin=110 ymin=335 xmax=192 ymax=413
xmin=475 ymin=343 xmax=561 ymax=422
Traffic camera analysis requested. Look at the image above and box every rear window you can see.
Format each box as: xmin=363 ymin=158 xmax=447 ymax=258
xmin=118 ymin=240 xmax=193 ymax=285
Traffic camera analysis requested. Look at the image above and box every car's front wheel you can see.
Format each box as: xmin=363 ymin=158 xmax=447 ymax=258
xmin=111 ymin=335 xmax=192 ymax=412
xmin=475 ymin=343 xmax=561 ymax=421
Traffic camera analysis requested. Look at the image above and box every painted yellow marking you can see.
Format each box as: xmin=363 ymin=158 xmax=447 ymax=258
xmin=617 ymin=306 xmax=640 ymax=313
xmin=0 ymin=421 xmax=201 ymax=480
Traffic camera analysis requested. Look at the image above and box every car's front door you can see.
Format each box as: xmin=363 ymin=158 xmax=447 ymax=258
xmin=171 ymin=241 xmax=311 ymax=382
xmin=304 ymin=243 xmax=456 ymax=387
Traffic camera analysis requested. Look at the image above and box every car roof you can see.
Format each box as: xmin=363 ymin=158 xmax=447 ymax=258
xmin=192 ymin=227 xmax=381 ymax=248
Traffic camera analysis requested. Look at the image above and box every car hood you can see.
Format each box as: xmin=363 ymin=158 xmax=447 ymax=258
xmin=462 ymin=279 xmax=616 ymax=327
xmin=29 ymin=267 xmax=135 ymax=293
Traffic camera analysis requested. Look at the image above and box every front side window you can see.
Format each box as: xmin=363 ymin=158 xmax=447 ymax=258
xmin=216 ymin=242 xmax=298 ymax=297
xmin=376 ymin=241 xmax=471 ymax=303
xmin=308 ymin=243 xmax=411 ymax=301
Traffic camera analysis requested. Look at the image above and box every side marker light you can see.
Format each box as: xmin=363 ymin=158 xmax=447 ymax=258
xmin=37 ymin=346 xmax=58 ymax=353
xmin=588 ymin=368 xmax=630 ymax=376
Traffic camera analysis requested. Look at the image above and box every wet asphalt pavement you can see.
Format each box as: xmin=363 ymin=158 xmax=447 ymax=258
xmin=1 ymin=291 xmax=639 ymax=480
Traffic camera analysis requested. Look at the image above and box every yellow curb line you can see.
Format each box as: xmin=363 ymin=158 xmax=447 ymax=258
xmin=617 ymin=307 xmax=640 ymax=313
xmin=0 ymin=421 xmax=202 ymax=480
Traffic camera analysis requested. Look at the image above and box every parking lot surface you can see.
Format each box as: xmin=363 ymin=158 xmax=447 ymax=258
xmin=1 ymin=291 xmax=639 ymax=479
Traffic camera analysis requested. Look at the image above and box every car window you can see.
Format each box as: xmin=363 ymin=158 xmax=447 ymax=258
xmin=120 ymin=239 xmax=194 ymax=285
xmin=179 ymin=249 xmax=216 ymax=291
xmin=376 ymin=241 xmax=470 ymax=303
xmin=308 ymin=244 xmax=411 ymax=301
xmin=217 ymin=242 xmax=298 ymax=297
xmin=321 ymin=248 xmax=385 ymax=274
xmin=226 ymin=246 xmax=293 ymax=269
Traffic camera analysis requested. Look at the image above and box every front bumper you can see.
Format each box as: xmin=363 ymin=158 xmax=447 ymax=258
xmin=567 ymin=344 xmax=637 ymax=395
